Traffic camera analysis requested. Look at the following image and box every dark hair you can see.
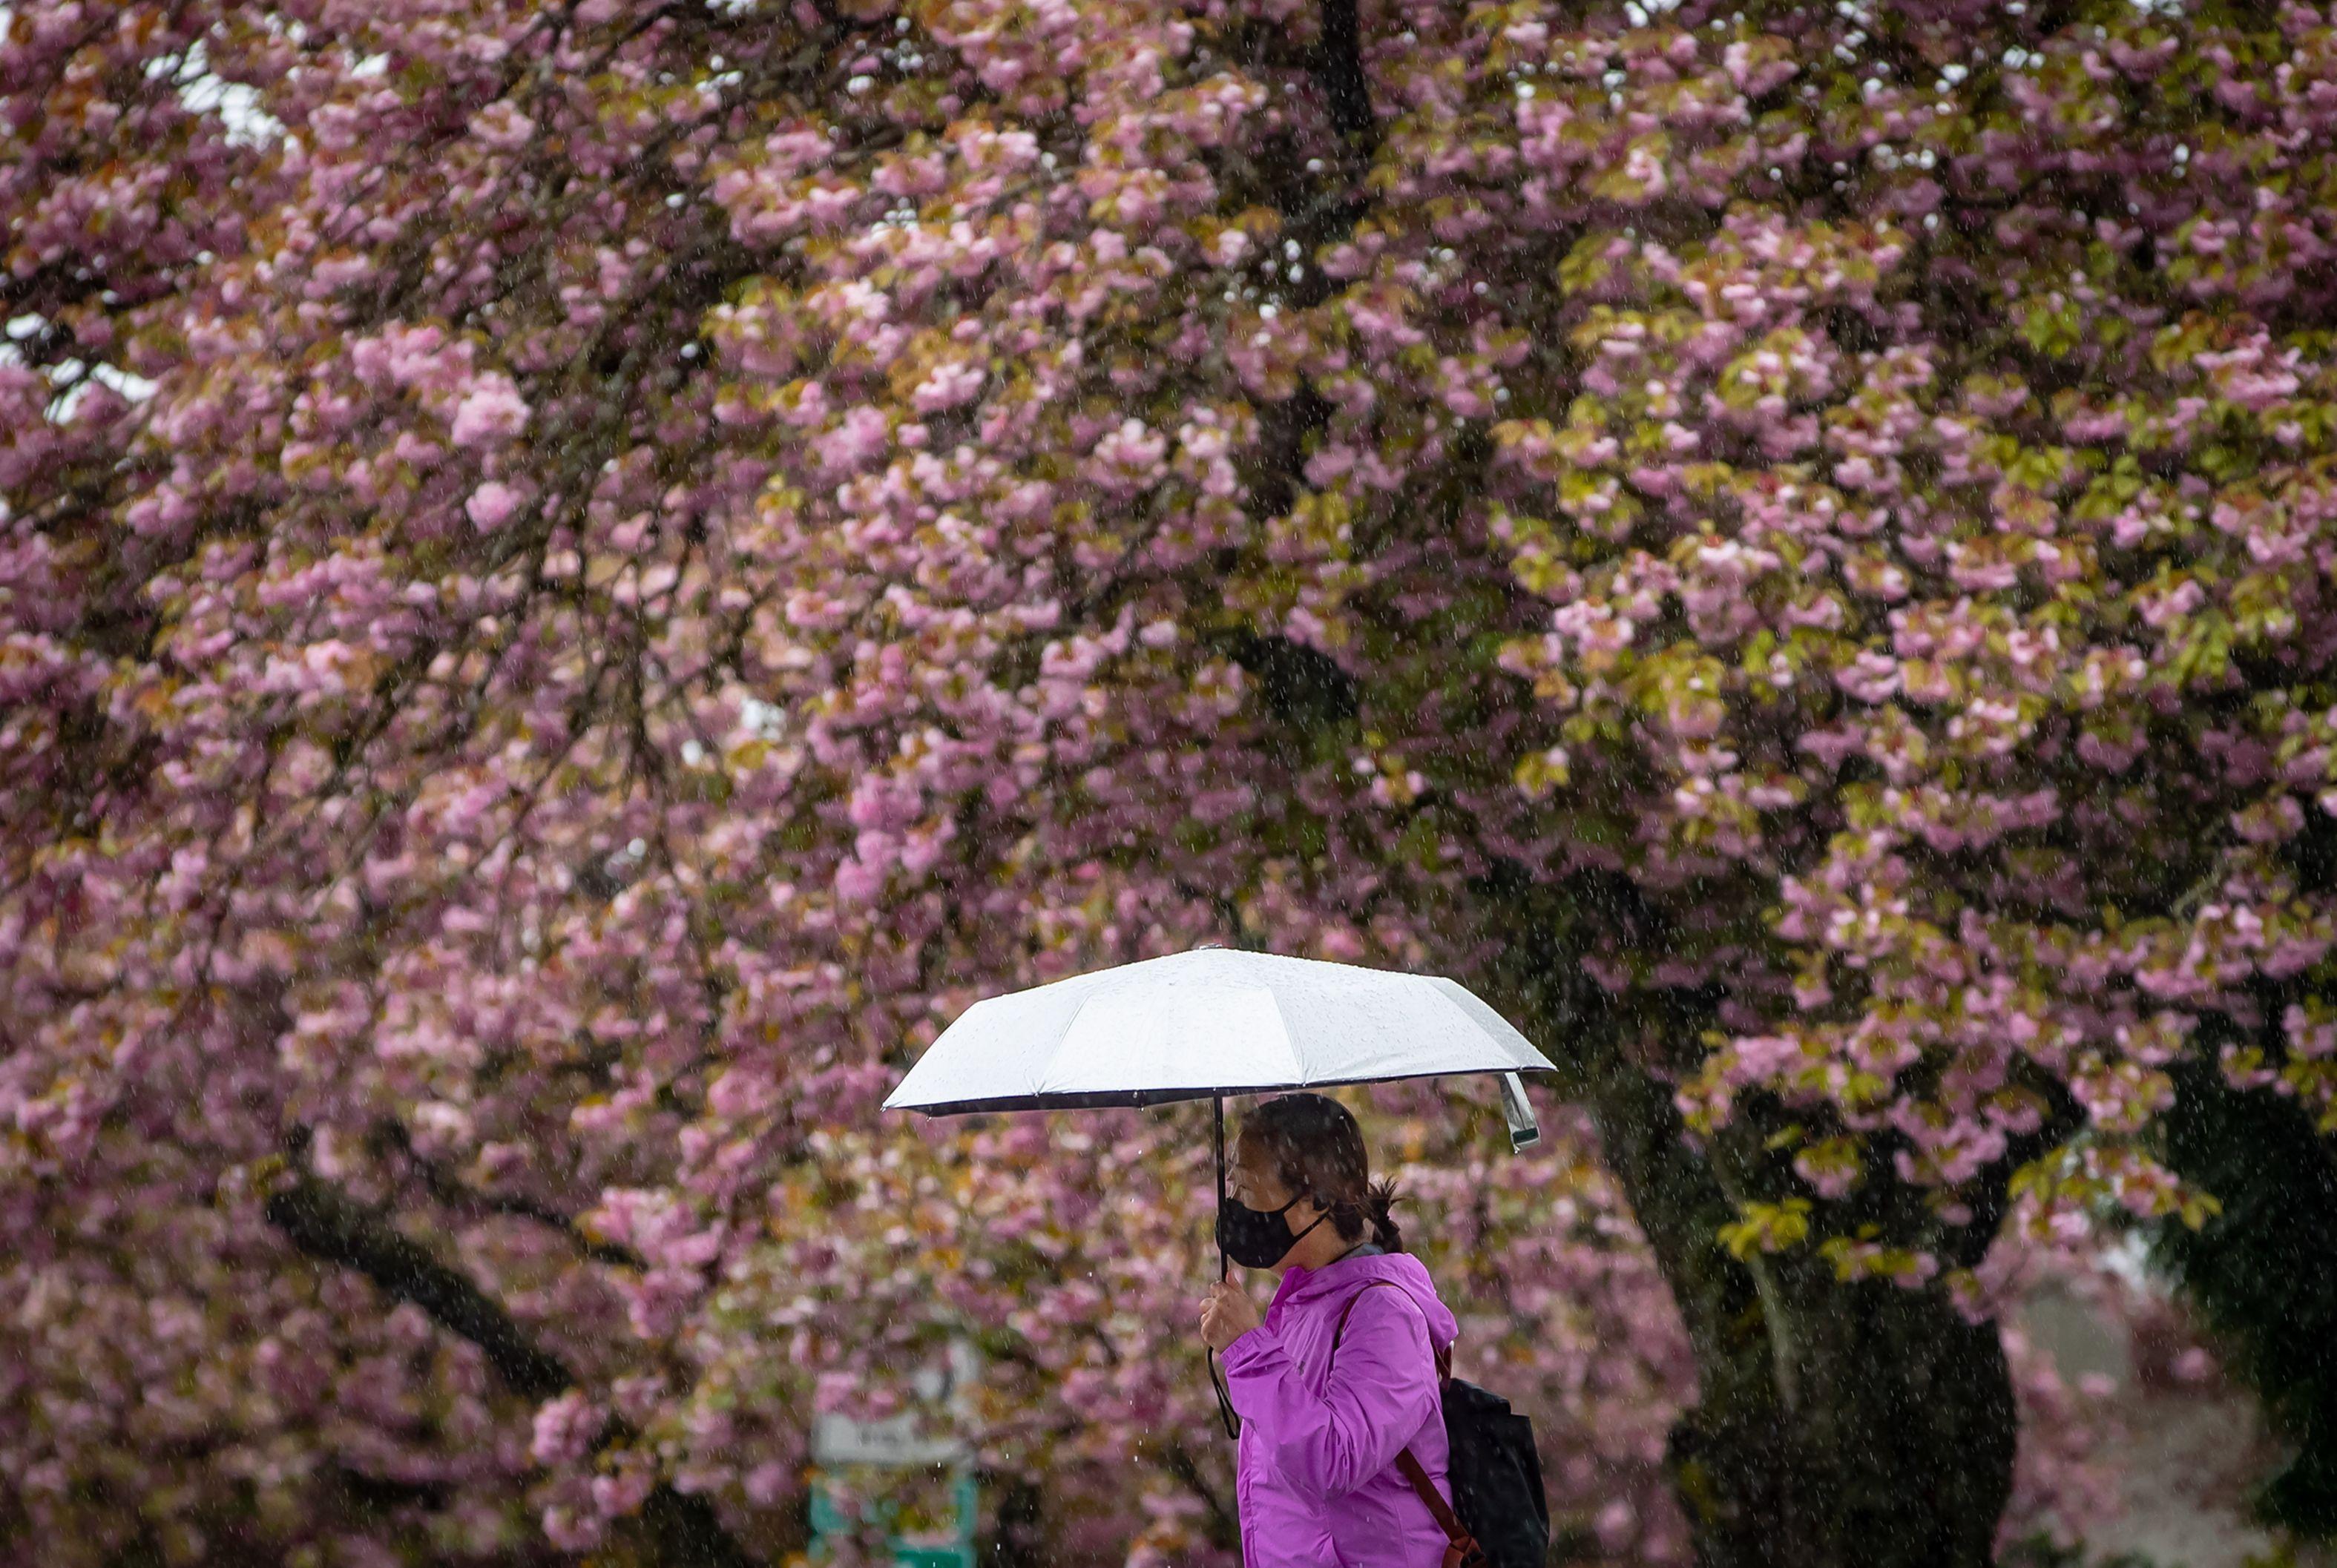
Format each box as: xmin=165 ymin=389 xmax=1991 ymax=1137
xmin=1237 ymin=1093 xmax=1402 ymax=1252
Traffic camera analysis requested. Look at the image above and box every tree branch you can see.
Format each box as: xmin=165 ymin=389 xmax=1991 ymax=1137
xmin=1313 ymin=0 xmax=1376 ymax=154
xmin=266 ymin=1174 xmax=754 ymax=1568
xmin=373 ymin=1119 xmax=648 ymax=1271
xmin=266 ymin=1176 xmax=576 ymax=1400
xmin=1157 ymin=1440 xmax=1241 ymax=1551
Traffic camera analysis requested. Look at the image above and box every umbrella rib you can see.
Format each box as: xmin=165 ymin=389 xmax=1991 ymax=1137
xmin=1259 ymin=986 xmax=1305 ymax=1090
xmin=1032 ymin=988 xmax=1103 ymax=1099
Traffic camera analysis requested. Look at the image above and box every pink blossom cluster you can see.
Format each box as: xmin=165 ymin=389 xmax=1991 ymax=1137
xmin=8 ymin=0 xmax=2327 ymax=1559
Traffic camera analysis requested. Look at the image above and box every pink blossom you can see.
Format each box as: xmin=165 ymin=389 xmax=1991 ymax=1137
xmin=465 ymin=481 xmax=523 ymax=531
xmin=531 ymin=1392 xmax=605 ymax=1469
xmin=449 ymin=373 xmax=530 ymax=448
xmin=469 ymin=102 xmax=536 ymax=150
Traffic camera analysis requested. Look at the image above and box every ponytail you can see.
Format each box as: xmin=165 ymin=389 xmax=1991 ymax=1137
xmin=1365 ymin=1177 xmax=1404 ymax=1253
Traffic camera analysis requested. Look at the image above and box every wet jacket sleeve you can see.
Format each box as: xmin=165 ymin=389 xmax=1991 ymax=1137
xmin=1220 ymin=1291 xmax=1439 ymax=1502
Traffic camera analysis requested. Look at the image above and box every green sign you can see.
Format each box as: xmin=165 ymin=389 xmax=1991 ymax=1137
xmin=806 ymin=1469 xmax=977 ymax=1568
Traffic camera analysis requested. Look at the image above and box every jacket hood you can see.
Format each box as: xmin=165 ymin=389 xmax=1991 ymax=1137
xmin=1273 ymin=1248 xmax=1459 ymax=1349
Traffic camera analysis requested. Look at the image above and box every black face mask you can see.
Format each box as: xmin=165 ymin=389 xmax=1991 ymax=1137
xmin=1217 ymin=1191 xmax=1328 ymax=1269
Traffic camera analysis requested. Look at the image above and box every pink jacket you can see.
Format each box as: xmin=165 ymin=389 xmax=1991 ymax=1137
xmin=1220 ymin=1248 xmax=1459 ymax=1568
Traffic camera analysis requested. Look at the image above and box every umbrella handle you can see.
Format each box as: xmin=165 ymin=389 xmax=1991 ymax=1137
xmin=1499 ymin=1071 xmax=1541 ymax=1153
xmin=1209 ymin=1096 xmax=1240 ymax=1440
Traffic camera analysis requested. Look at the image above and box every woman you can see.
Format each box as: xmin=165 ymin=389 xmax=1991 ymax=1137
xmin=1198 ymin=1093 xmax=1462 ymax=1568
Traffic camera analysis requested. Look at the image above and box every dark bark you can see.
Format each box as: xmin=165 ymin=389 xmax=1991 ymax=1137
xmin=1158 ymin=1442 xmax=1242 ymax=1551
xmin=372 ymin=1116 xmax=650 ymax=1269
xmin=976 ymin=1474 xmax=1048 ymax=1568
xmin=1223 ymin=0 xmax=1379 ymax=314
xmin=1313 ymin=0 xmax=1377 ymax=152
xmin=1228 ymin=627 xmax=1358 ymax=730
xmin=1660 ymin=1265 xmax=2016 ymax=1568
xmin=1473 ymin=877 xmax=2019 ymax=1568
xmin=638 ymin=1486 xmax=760 ymax=1568
xmin=266 ymin=1177 xmax=577 ymax=1400
xmin=1584 ymin=1041 xmax=2016 ymax=1568
xmin=2157 ymin=1058 xmax=2337 ymax=1536
xmin=266 ymin=1176 xmax=755 ymax=1568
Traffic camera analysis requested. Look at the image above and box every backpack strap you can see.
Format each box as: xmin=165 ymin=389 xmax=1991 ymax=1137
xmin=1329 ymin=1283 xmax=1483 ymax=1568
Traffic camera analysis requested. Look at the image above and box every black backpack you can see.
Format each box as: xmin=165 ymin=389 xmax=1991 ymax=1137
xmin=1332 ymin=1283 xmax=1552 ymax=1568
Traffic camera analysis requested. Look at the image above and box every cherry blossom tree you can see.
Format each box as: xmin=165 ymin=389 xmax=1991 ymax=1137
xmin=7 ymin=0 xmax=2337 ymax=1563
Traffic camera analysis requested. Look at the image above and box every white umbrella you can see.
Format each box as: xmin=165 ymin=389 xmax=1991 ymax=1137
xmin=884 ymin=946 xmax=1557 ymax=1436
xmin=884 ymin=946 xmax=1554 ymax=1136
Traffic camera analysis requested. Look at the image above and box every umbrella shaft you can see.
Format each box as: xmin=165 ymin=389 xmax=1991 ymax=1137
xmin=1210 ymin=1095 xmax=1240 ymax=1440
xmin=1213 ymin=1096 xmax=1227 ymax=1282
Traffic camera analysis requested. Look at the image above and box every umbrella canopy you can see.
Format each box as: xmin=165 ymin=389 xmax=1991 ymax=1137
xmin=884 ymin=946 xmax=1554 ymax=1136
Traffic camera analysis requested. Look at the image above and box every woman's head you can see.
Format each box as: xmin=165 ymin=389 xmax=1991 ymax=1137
xmin=1230 ymin=1093 xmax=1402 ymax=1254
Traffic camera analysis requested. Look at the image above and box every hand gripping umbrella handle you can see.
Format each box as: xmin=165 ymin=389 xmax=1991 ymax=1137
xmin=1209 ymin=1095 xmax=1241 ymax=1440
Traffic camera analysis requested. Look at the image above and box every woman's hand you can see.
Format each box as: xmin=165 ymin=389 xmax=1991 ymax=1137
xmin=1199 ymin=1279 xmax=1262 ymax=1351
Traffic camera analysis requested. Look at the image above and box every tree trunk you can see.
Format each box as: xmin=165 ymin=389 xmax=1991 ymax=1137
xmin=2157 ymin=1057 xmax=2337 ymax=1538
xmin=1470 ymin=881 xmax=2019 ymax=1568
xmin=1582 ymin=1050 xmax=2016 ymax=1568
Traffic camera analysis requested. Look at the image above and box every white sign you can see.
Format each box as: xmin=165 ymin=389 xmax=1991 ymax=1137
xmin=811 ymin=1411 xmax=970 ymax=1467
xmin=809 ymin=1339 xmax=980 ymax=1469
